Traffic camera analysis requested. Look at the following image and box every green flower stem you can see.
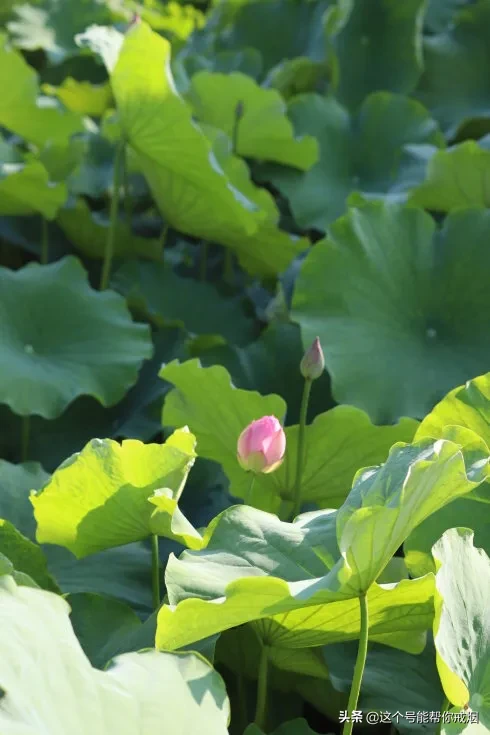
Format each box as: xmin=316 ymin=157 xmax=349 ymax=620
xmin=21 ymin=415 xmax=30 ymax=462
xmin=122 ymin=145 xmax=133 ymax=228
xmin=291 ymin=378 xmax=312 ymax=519
xmin=159 ymin=224 xmax=169 ymax=260
xmin=342 ymin=594 xmax=369 ymax=735
xmin=100 ymin=139 xmax=125 ymax=291
xmin=200 ymin=241 xmax=209 ymax=281
xmin=254 ymin=644 xmax=269 ymax=731
xmin=41 ymin=217 xmax=49 ymax=265
xmin=151 ymin=533 xmax=161 ymax=611
xmin=246 ymin=474 xmax=256 ymax=506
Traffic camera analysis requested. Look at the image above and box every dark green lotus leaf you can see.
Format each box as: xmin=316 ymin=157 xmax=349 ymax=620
xmin=416 ymin=1 xmax=490 ymax=138
xmin=292 ymin=200 xmax=490 ymax=422
xmin=265 ymin=57 xmax=332 ymax=100
xmin=410 ymin=140 xmax=490 ymax=211
xmin=0 ymin=34 xmax=83 ymax=146
xmin=112 ymin=259 xmax=256 ymax=345
xmin=259 ymin=92 xmax=443 ymax=231
xmin=217 ymin=0 xmax=332 ymax=74
xmin=196 ymin=322 xmax=334 ymax=426
xmin=0 ymin=159 xmax=67 ymax=219
xmin=45 ymin=541 xmax=154 ymax=617
xmin=0 ymin=256 xmax=153 ymax=418
xmin=324 ymin=638 xmax=444 ymax=733
xmin=0 ymin=519 xmax=59 ymax=592
xmin=67 ymin=592 xmax=156 ymax=669
xmin=188 ymin=71 xmax=318 ymax=169
xmin=0 ymin=328 xmax=184 ymax=470
xmin=329 ymin=0 xmax=426 ymax=110
xmin=57 ymin=199 xmax=161 ymax=260
xmin=0 ymin=460 xmax=49 ymax=540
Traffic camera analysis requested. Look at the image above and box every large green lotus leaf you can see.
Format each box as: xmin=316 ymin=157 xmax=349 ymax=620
xmin=67 ymin=592 xmax=156 ymax=669
xmin=265 ymin=57 xmax=331 ymax=100
xmin=57 ymin=199 xmax=162 ymax=260
xmin=324 ymin=638 xmax=445 ymax=734
xmin=0 ymin=256 xmax=153 ymax=418
xmin=112 ymin=259 xmax=256 ymax=345
xmin=0 ymin=34 xmax=83 ymax=146
xmin=216 ymin=0 xmax=332 ymax=74
xmin=0 ymin=160 xmax=67 ymax=219
xmin=161 ymin=358 xmax=416 ymax=511
xmin=157 ymin=505 xmax=435 ymax=654
xmin=79 ymin=23 xmax=302 ymax=277
xmin=32 ymin=429 xmax=196 ymax=557
xmin=260 ymin=92 xmax=443 ymax=231
xmin=0 ymin=460 xmax=49 ymax=540
xmin=197 ymin=322 xmax=334 ymax=426
xmin=0 ymin=575 xmax=230 ymax=734
xmin=410 ymin=141 xmax=490 ymax=211
xmin=432 ymin=529 xmax=490 ymax=725
xmin=292 ymin=201 xmax=490 ymax=422
xmin=328 ymin=0 xmax=425 ymax=110
xmin=335 ymin=432 xmax=485 ymax=596
xmin=416 ymin=1 xmax=490 ymax=138
xmin=188 ymin=70 xmax=318 ymax=169
xmin=0 ymin=520 xmax=59 ymax=592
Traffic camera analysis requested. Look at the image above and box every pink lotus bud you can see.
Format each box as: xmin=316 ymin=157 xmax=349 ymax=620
xmin=300 ymin=337 xmax=325 ymax=381
xmin=237 ymin=416 xmax=286 ymax=474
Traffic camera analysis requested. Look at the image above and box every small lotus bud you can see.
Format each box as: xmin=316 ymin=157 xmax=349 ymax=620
xmin=300 ymin=337 xmax=325 ymax=381
xmin=237 ymin=416 xmax=286 ymax=474
xmin=235 ymin=100 xmax=245 ymax=120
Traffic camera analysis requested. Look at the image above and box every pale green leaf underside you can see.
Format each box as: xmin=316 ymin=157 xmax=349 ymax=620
xmin=432 ymin=529 xmax=490 ymax=726
xmin=0 ymin=160 xmax=66 ymax=219
xmin=0 ymin=575 xmax=230 ymax=734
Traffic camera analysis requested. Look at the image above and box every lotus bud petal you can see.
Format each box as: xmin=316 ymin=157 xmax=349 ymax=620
xmin=237 ymin=416 xmax=286 ymax=474
xmin=300 ymin=337 xmax=325 ymax=381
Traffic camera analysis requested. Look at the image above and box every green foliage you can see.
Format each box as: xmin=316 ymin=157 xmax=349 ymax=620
xmin=0 ymin=0 xmax=490 ymax=731
xmin=293 ymin=201 xmax=490 ymax=422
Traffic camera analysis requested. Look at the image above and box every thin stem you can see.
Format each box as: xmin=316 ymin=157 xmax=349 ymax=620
xmin=291 ymin=378 xmax=312 ymax=519
xmin=122 ymin=145 xmax=133 ymax=228
xmin=200 ymin=241 xmax=208 ymax=282
xmin=21 ymin=415 xmax=30 ymax=462
xmin=246 ymin=474 xmax=256 ymax=506
xmin=342 ymin=594 xmax=369 ymax=735
xmin=159 ymin=224 xmax=169 ymax=260
xmin=40 ymin=217 xmax=49 ymax=265
xmin=151 ymin=534 xmax=161 ymax=611
xmin=254 ymin=644 xmax=269 ymax=730
xmin=100 ymin=139 xmax=125 ymax=291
